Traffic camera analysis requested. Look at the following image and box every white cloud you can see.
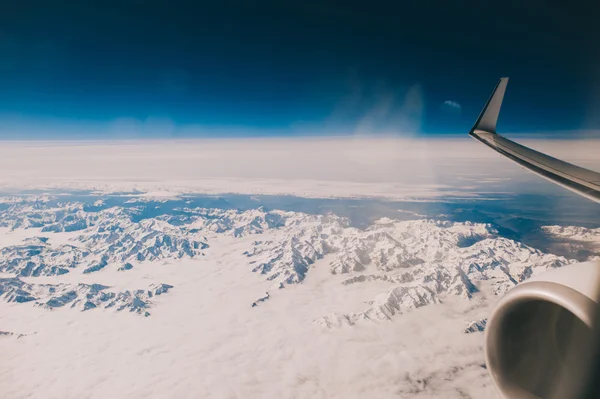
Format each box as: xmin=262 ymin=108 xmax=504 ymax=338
xmin=443 ymin=100 xmax=462 ymax=111
xmin=0 ymin=137 xmax=598 ymax=199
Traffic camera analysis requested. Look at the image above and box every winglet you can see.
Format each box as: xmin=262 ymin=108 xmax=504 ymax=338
xmin=470 ymin=77 xmax=509 ymax=135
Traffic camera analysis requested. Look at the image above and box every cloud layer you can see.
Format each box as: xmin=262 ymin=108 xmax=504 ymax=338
xmin=0 ymin=137 xmax=599 ymax=200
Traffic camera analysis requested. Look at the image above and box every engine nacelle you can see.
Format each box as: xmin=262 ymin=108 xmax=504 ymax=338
xmin=485 ymin=261 xmax=600 ymax=399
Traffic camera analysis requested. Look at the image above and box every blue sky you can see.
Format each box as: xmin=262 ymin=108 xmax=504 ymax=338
xmin=1 ymin=1 xmax=600 ymax=139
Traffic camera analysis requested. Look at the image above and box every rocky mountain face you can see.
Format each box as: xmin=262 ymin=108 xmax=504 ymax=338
xmin=0 ymin=277 xmax=173 ymax=317
xmin=464 ymin=318 xmax=488 ymax=334
xmin=0 ymin=195 xmax=582 ymax=320
xmin=542 ymin=225 xmax=600 ymax=242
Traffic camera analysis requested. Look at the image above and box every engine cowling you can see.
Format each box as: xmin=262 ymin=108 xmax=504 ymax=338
xmin=485 ymin=261 xmax=600 ymax=399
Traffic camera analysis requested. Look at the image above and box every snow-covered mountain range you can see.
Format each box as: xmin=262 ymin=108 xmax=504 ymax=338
xmin=0 ymin=195 xmax=585 ymax=321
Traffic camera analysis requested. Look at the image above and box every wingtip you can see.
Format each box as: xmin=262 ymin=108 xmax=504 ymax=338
xmin=470 ymin=77 xmax=509 ymax=134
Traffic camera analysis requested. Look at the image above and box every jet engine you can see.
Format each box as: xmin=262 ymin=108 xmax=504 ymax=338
xmin=484 ymin=261 xmax=600 ymax=399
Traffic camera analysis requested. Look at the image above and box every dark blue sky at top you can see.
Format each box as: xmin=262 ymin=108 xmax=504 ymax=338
xmin=1 ymin=0 xmax=600 ymax=139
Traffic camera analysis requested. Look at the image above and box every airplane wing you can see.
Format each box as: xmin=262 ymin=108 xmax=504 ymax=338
xmin=474 ymin=79 xmax=600 ymax=399
xmin=469 ymin=77 xmax=600 ymax=203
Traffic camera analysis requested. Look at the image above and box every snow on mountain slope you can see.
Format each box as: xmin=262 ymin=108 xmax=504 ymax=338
xmin=541 ymin=224 xmax=600 ymax=260
xmin=239 ymin=216 xmax=571 ymax=325
xmin=464 ymin=318 xmax=488 ymax=334
xmin=1 ymin=193 xmax=594 ymax=399
xmin=0 ymin=196 xmax=575 ymax=323
xmin=542 ymin=225 xmax=600 ymax=243
xmin=243 ymin=213 xmax=348 ymax=284
xmin=0 ymin=276 xmax=172 ymax=315
xmin=0 ymin=208 xmax=209 ymax=278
